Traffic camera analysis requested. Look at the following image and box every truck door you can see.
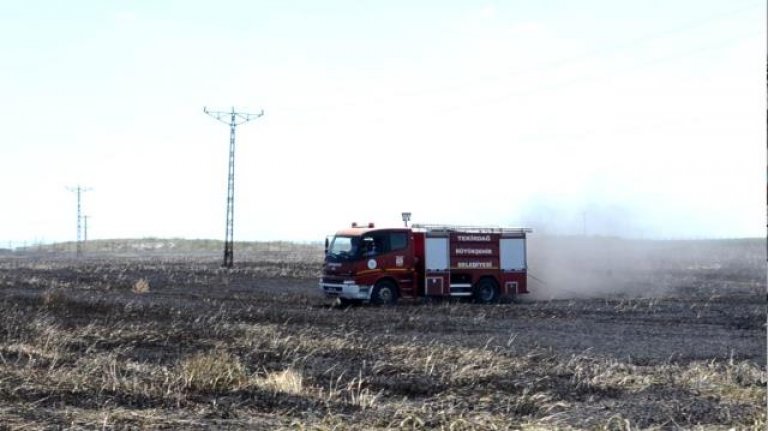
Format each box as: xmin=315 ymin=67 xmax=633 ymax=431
xmin=388 ymin=231 xmax=416 ymax=297
xmin=360 ymin=231 xmax=416 ymax=297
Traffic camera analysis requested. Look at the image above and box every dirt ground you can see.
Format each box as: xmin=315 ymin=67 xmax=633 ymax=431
xmin=0 ymin=238 xmax=764 ymax=430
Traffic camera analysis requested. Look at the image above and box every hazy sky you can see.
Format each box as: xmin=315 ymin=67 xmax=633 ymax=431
xmin=1 ymin=0 xmax=765 ymax=244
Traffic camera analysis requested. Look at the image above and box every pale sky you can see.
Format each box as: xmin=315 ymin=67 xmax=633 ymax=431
xmin=0 ymin=0 xmax=765 ymax=244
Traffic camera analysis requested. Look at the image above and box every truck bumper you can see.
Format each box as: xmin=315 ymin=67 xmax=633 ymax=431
xmin=318 ymin=280 xmax=372 ymax=301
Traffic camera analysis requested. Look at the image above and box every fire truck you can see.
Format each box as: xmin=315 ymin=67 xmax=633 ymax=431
xmin=319 ymin=223 xmax=531 ymax=304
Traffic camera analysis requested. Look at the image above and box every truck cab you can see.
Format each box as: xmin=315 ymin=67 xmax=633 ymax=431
xmin=320 ymin=225 xmax=420 ymax=304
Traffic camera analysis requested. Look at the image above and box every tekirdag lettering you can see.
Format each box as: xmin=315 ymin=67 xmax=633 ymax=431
xmin=456 ymin=235 xmax=491 ymax=242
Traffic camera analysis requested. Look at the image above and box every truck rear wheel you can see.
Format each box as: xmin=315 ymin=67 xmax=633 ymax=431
xmin=474 ymin=278 xmax=499 ymax=304
xmin=371 ymin=280 xmax=398 ymax=305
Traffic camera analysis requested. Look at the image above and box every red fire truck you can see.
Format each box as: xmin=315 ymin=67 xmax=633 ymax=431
xmin=320 ymin=223 xmax=531 ymax=304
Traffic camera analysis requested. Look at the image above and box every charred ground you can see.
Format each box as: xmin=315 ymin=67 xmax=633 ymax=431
xmin=0 ymin=238 xmax=764 ymax=429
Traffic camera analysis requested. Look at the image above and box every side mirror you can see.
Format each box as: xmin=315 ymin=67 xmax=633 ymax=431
xmin=324 ymin=237 xmax=329 ymax=255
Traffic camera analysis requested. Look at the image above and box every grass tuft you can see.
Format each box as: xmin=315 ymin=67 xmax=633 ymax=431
xmin=132 ymin=278 xmax=150 ymax=294
xmin=42 ymin=288 xmax=66 ymax=306
xmin=258 ymin=368 xmax=304 ymax=394
xmin=179 ymin=351 xmax=247 ymax=393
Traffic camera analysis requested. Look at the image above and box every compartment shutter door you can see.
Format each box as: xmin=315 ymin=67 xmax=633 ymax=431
xmin=425 ymin=237 xmax=449 ymax=271
xmin=500 ymin=238 xmax=526 ymax=270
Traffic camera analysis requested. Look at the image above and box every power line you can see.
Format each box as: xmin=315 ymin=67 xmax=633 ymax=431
xmin=66 ymin=185 xmax=92 ymax=258
xmin=204 ymin=106 xmax=264 ymax=268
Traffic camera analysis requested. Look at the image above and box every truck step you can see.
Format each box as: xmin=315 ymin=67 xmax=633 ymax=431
xmin=449 ymin=283 xmax=473 ymax=296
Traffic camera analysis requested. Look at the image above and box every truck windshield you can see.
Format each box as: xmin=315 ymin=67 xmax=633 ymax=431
xmin=327 ymin=236 xmax=359 ymax=261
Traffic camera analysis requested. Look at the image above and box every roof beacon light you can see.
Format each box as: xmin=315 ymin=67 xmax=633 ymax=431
xmin=368 ymin=222 xmax=375 ymax=228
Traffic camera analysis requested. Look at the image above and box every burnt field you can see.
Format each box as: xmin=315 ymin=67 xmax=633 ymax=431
xmin=0 ymin=238 xmax=764 ymax=429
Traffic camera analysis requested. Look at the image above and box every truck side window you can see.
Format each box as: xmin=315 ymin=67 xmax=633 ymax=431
xmin=362 ymin=233 xmax=388 ymax=255
xmin=373 ymin=234 xmax=387 ymax=254
xmin=361 ymin=236 xmax=376 ymax=256
xmin=390 ymin=232 xmax=408 ymax=251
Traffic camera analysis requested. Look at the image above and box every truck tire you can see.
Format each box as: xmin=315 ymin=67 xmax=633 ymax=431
xmin=474 ymin=278 xmax=499 ymax=304
xmin=371 ymin=280 xmax=398 ymax=305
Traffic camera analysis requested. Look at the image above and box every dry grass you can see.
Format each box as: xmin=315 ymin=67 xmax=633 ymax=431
xmin=41 ymin=287 xmax=66 ymax=306
xmin=259 ymin=368 xmax=304 ymax=394
xmin=132 ymin=277 xmax=150 ymax=294
xmin=180 ymin=350 xmax=248 ymax=392
xmin=0 ymin=244 xmax=764 ymax=429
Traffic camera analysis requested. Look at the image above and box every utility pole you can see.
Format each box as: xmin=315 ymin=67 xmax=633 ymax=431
xmin=204 ymin=106 xmax=264 ymax=268
xmin=83 ymin=215 xmax=89 ymax=254
xmin=66 ymin=185 xmax=92 ymax=257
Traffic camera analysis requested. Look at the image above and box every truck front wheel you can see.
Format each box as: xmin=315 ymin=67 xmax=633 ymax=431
xmin=474 ymin=278 xmax=499 ymax=304
xmin=371 ymin=280 xmax=398 ymax=305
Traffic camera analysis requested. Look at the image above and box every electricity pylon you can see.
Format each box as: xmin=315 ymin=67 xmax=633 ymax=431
xmin=66 ymin=185 xmax=92 ymax=257
xmin=204 ymin=106 xmax=264 ymax=268
xmin=83 ymin=215 xmax=89 ymax=254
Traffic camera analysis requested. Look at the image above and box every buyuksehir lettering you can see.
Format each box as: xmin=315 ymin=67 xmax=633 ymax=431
xmin=455 ymin=248 xmax=494 ymax=256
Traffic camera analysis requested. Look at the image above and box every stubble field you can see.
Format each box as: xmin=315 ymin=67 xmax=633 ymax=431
xmin=0 ymin=237 xmax=764 ymax=430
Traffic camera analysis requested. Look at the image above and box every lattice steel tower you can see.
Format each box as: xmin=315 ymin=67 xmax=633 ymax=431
xmin=67 ymin=185 xmax=91 ymax=257
xmin=204 ymin=106 xmax=264 ymax=268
